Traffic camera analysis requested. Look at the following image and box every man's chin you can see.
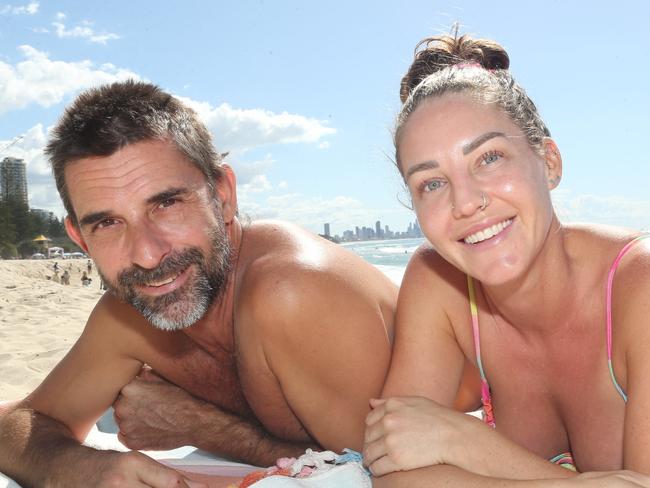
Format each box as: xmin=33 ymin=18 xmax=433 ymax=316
xmin=131 ymin=294 xmax=209 ymax=331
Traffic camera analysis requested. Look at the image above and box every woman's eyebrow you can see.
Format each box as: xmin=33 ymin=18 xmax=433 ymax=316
xmin=462 ymin=131 xmax=507 ymax=155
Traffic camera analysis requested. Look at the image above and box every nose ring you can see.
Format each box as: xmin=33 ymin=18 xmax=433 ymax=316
xmin=479 ymin=192 xmax=488 ymax=211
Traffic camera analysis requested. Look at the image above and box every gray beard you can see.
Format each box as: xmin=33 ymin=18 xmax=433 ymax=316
xmin=98 ymin=218 xmax=232 ymax=331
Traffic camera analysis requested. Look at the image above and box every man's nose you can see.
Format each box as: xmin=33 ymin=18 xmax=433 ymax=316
xmin=126 ymin=221 xmax=172 ymax=269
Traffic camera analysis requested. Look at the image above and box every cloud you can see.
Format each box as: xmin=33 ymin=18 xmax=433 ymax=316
xmin=179 ymin=97 xmax=336 ymax=153
xmin=52 ymin=19 xmax=120 ymax=44
xmin=237 ymin=192 xmax=378 ymax=233
xmin=552 ymin=189 xmax=650 ymax=230
xmin=228 ymin=154 xmax=275 ymax=185
xmin=1 ymin=1 xmax=38 ymax=15
xmin=239 ymin=174 xmax=273 ymax=195
xmin=0 ymin=45 xmax=140 ymax=114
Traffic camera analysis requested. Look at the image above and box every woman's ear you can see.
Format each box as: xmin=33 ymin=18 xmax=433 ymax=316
xmin=542 ymin=138 xmax=563 ymax=190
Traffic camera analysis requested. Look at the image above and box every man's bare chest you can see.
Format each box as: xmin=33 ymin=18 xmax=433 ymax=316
xmin=143 ymin=337 xmax=253 ymax=418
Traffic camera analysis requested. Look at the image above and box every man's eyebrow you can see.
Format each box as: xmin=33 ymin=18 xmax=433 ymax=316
xmin=462 ymin=131 xmax=507 ymax=155
xmin=145 ymin=187 xmax=187 ymax=206
xmin=405 ymin=160 xmax=439 ymax=180
xmin=79 ymin=211 xmax=112 ymax=229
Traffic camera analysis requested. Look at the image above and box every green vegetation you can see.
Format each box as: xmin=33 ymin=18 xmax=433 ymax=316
xmin=0 ymin=197 xmax=78 ymax=259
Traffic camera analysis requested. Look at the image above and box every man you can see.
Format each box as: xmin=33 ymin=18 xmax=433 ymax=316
xmin=0 ymin=81 xmax=397 ymax=487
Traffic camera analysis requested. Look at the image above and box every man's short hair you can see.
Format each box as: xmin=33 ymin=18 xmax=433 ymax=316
xmin=46 ymin=80 xmax=225 ymax=225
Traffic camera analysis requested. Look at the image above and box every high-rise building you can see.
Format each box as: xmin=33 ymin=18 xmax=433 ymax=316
xmin=323 ymin=223 xmax=331 ymax=237
xmin=0 ymin=157 xmax=28 ymax=207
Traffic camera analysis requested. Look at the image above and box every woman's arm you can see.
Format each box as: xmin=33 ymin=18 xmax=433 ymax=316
xmin=615 ymin=245 xmax=650 ymax=473
xmin=363 ymin=250 xmax=571 ymax=480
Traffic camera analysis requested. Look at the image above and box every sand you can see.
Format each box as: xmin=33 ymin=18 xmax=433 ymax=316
xmin=0 ymin=259 xmax=104 ymax=400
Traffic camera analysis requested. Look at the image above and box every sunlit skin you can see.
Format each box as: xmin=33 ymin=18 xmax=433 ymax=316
xmin=399 ymin=94 xmax=562 ymax=288
xmin=64 ymin=139 xmax=228 ymax=307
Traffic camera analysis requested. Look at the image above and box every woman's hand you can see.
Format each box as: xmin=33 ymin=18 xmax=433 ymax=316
xmin=363 ymin=396 xmax=474 ymax=476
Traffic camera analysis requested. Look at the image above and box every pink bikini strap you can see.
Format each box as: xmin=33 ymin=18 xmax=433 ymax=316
xmin=606 ymin=234 xmax=650 ymax=403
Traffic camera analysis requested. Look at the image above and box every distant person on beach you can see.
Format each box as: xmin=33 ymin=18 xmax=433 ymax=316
xmin=362 ymin=33 xmax=650 ymax=486
xmin=80 ymin=271 xmax=92 ymax=287
xmin=0 ymin=80 xmax=401 ymax=487
xmin=87 ymin=259 xmax=92 ymax=275
xmin=61 ymin=270 xmax=70 ymax=285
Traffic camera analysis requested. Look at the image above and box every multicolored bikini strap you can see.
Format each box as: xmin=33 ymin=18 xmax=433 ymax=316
xmin=606 ymin=234 xmax=650 ymax=403
xmin=468 ymin=275 xmax=496 ymax=428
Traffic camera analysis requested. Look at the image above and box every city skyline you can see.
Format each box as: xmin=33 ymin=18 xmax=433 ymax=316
xmin=322 ymin=219 xmax=423 ymax=242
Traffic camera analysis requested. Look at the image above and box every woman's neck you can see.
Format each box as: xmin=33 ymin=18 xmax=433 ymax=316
xmin=478 ymin=219 xmax=581 ymax=336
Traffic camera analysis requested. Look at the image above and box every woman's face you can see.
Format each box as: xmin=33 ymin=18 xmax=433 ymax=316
xmin=398 ymin=94 xmax=561 ymax=285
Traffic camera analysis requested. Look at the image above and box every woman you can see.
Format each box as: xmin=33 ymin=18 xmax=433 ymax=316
xmin=363 ymin=33 xmax=650 ymax=487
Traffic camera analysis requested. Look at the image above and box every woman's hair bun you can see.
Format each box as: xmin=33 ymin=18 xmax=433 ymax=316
xmin=399 ymin=34 xmax=510 ymax=103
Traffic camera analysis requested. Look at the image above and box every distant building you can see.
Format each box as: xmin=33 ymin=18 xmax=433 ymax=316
xmin=323 ymin=223 xmax=331 ymax=237
xmin=0 ymin=157 xmax=28 ymax=207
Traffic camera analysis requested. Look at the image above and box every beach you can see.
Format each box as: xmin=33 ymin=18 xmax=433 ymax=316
xmin=0 ymin=259 xmax=104 ymax=400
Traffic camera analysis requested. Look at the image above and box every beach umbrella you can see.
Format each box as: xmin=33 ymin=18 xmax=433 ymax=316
xmin=32 ymin=235 xmax=52 ymax=242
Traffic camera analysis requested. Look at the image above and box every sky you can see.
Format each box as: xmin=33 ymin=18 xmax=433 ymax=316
xmin=1 ymin=0 xmax=649 ymax=237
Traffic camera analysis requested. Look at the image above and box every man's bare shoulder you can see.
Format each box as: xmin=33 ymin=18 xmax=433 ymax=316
xmin=235 ymin=220 xmax=397 ymax=335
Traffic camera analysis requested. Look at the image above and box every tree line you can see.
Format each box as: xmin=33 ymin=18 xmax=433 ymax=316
xmin=0 ymin=197 xmax=75 ymax=259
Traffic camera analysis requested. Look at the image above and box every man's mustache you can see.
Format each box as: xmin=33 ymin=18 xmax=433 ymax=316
xmin=117 ymin=248 xmax=205 ymax=288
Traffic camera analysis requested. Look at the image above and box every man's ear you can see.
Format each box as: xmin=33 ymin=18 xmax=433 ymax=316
xmin=542 ymin=138 xmax=563 ymax=190
xmin=64 ymin=217 xmax=89 ymax=253
xmin=213 ymin=164 xmax=238 ymax=224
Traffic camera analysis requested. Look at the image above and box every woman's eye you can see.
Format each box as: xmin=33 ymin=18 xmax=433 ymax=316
xmin=421 ymin=179 xmax=445 ymax=193
xmin=481 ymin=150 xmax=502 ymax=165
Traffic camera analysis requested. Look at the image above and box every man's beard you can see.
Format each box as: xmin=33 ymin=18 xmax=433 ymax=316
xmin=98 ymin=219 xmax=232 ymax=331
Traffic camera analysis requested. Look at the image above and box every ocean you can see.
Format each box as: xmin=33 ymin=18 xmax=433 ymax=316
xmin=342 ymin=237 xmax=426 ymax=285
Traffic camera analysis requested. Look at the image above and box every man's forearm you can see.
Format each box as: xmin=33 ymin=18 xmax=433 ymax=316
xmin=189 ymin=403 xmax=316 ymax=466
xmin=0 ymin=406 xmax=193 ymax=488
xmin=0 ymin=406 xmax=96 ymax=487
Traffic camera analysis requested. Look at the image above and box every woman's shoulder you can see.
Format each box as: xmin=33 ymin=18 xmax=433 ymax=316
xmin=401 ymin=241 xmax=468 ymax=301
xmin=564 ymin=223 xmax=648 ymax=264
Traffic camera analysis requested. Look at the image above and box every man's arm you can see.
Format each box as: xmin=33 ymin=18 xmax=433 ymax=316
xmin=114 ymin=369 xmax=315 ymax=465
xmin=0 ymin=406 xmax=198 ymax=488
xmin=0 ymin=294 xmax=201 ymax=486
xmin=239 ymin=255 xmax=396 ymax=453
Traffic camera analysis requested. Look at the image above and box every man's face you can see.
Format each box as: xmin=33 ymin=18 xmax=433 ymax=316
xmin=65 ymin=139 xmax=234 ymax=330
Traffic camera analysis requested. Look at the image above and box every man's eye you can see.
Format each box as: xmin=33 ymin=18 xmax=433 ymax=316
xmin=96 ymin=218 xmax=117 ymax=229
xmin=159 ymin=198 xmax=177 ymax=209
